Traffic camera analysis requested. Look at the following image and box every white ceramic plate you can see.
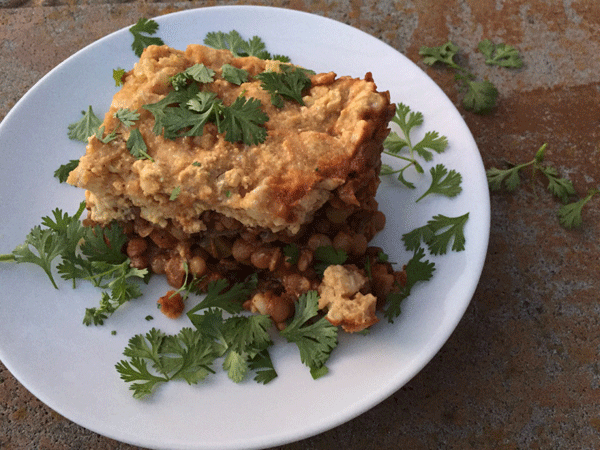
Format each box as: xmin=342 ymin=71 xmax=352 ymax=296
xmin=0 ymin=6 xmax=489 ymax=450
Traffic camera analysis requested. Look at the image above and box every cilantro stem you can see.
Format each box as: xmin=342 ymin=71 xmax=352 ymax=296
xmin=0 ymin=254 xmax=16 ymax=262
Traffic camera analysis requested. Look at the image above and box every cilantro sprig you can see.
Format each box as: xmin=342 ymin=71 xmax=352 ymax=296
xmin=384 ymin=247 xmax=435 ymax=322
xmin=116 ymin=276 xmax=277 ymax=397
xmin=129 ymin=18 xmax=165 ymax=57
xmin=420 ymin=39 xmax=522 ymax=114
xmin=255 ymin=65 xmax=311 ymax=107
xmin=204 ymin=30 xmax=290 ymax=62
xmin=67 ymin=106 xmax=102 ymax=142
xmin=402 ymin=213 xmax=470 ymax=256
xmin=477 ymin=39 xmax=524 ymax=68
xmin=1 ymin=202 xmax=147 ymax=324
xmin=487 ymin=143 xmax=598 ymax=229
xmin=280 ymin=291 xmax=338 ymax=379
xmin=381 ymin=103 xmax=450 ymax=190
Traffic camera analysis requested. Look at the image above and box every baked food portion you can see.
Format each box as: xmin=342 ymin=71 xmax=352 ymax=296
xmin=67 ymin=43 xmax=399 ymax=331
xmin=68 ymin=44 xmax=394 ymax=237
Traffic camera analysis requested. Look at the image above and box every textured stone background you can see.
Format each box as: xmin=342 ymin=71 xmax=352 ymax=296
xmin=1 ymin=1 xmax=600 ymax=449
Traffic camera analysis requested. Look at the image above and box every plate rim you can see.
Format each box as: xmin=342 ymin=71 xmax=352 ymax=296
xmin=0 ymin=5 xmax=490 ymax=450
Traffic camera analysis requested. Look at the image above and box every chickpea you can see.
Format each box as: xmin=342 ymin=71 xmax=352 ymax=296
xmin=126 ymin=237 xmax=148 ymax=258
xmin=307 ymin=233 xmax=332 ymax=251
xmin=165 ymin=255 xmax=186 ymax=288
xmin=189 ymin=255 xmax=207 ymax=277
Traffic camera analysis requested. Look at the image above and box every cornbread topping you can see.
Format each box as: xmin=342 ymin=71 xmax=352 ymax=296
xmin=68 ymin=44 xmax=394 ymax=237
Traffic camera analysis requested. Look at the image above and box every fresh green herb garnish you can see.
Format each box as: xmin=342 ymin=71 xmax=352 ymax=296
xmin=113 ymin=68 xmax=126 ymax=86
xmin=384 ymin=247 xmax=435 ymax=322
xmin=170 ymin=64 xmax=216 ymax=90
xmin=416 ymin=164 xmax=462 ymax=202
xmin=313 ymin=245 xmax=348 ymax=276
xmin=144 ymin=84 xmax=268 ymax=145
xmin=54 ymin=159 xmax=79 ymax=183
xmin=280 ymin=291 xmax=338 ymax=379
xmin=115 ymin=327 xmax=222 ymax=399
xmin=95 ymin=125 xmax=117 ymax=144
xmin=254 ymin=65 xmax=311 ymax=107
xmin=420 ymin=39 xmax=521 ymax=114
xmin=126 ymin=128 xmax=153 ymax=161
xmin=381 ymin=103 xmax=449 ymax=189
xmin=129 ymin=18 xmax=164 ymax=57
xmin=114 ymin=108 xmax=140 ymax=127
xmin=221 ymin=64 xmax=249 ymax=85
xmin=402 ymin=212 xmax=469 ymax=255
xmin=486 ymin=143 xmax=576 ymax=203
xmin=204 ymin=30 xmax=290 ymax=61
xmin=67 ymin=106 xmax=102 ymax=142
xmin=1 ymin=202 xmax=147 ymax=324
xmin=283 ymin=243 xmax=300 ymax=265
xmin=477 ymin=39 xmax=524 ymax=68
xmin=169 ymin=186 xmax=181 ymax=201
xmin=489 ymin=144 xmax=599 ymax=229
xmin=558 ymin=188 xmax=600 ymax=229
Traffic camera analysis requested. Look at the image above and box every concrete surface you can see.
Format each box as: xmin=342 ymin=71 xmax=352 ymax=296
xmin=1 ymin=0 xmax=600 ymax=449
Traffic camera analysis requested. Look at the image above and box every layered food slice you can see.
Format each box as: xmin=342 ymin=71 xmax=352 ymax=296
xmin=67 ymin=43 xmax=404 ymax=331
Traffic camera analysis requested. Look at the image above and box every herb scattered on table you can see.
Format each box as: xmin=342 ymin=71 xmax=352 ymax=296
xmin=419 ymin=39 xmax=523 ymax=114
xmin=486 ymin=143 xmax=597 ymax=229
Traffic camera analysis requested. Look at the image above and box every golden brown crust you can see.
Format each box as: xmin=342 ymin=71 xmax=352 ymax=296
xmin=67 ymin=44 xmax=395 ymax=236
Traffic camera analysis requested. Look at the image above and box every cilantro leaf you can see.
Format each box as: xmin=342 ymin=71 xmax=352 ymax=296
xmin=419 ymin=41 xmax=460 ymax=69
xmin=417 ymin=164 xmax=462 ymax=202
xmin=144 ymin=84 xmax=268 ymax=145
xmin=419 ymin=40 xmax=508 ymax=114
xmin=314 ymin=245 xmax=348 ymax=276
xmin=478 ymin=39 xmax=523 ymax=68
xmin=248 ymin=349 xmax=278 ymax=384
xmin=11 ymin=226 xmax=66 ymax=289
xmin=170 ymin=64 xmax=215 ymax=90
xmin=255 ymin=66 xmax=312 ymax=107
xmin=221 ymin=64 xmax=249 ymax=85
xmin=558 ymin=188 xmax=599 ymax=229
xmin=221 ymin=314 xmax=273 ymax=383
xmin=129 ymin=18 xmax=164 ymax=57
xmin=384 ymin=247 xmax=435 ymax=322
xmin=54 ymin=159 xmax=79 ymax=183
xmin=114 ymin=108 xmax=140 ymax=127
xmin=67 ymin=106 xmax=102 ymax=142
xmin=487 ymin=144 xmax=575 ymax=203
xmin=486 ymin=165 xmax=523 ymax=191
xmin=217 ymin=96 xmax=268 ymax=144
xmin=187 ymin=275 xmax=258 ymax=317
xmin=7 ymin=203 xmax=87 ymax=289
xmin=540 ymin=165 xmax=576 ymax=203
xmin=461 ymin=79 xmax=498 ymax=114
xmin=280 ymin=291 xmax=338 ymax=378
xmin=169 ymin=186 xmax=181 ymax=201
xmin=283 ymin=243 xmax=300 ymax=265
xmin=127 ymin=128 xmax=154 ymax=161
xmin=403 ymin=213 xmax=469 ymax=255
